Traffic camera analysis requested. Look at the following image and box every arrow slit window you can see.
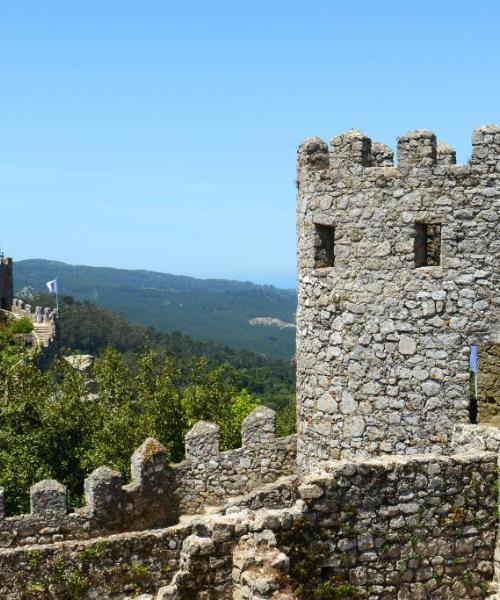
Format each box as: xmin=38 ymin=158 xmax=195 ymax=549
xmin=414 ymin=222 xmax=441 ymax=267
xmin=314 ymin=224 xmax=335 ymax=268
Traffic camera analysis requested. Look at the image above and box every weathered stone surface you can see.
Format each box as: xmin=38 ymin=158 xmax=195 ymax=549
xmin=0 ymin=417 xmax=296 ymax=548
xmin=0 ymin=453 xmax=495 ymax=599
xmin=30 ymin=480 xmax=67 ymax=516
xmin=296 ymin=125 xmax=500 ymax=466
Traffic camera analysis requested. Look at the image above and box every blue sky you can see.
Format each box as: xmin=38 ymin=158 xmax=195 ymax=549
xmin=0 ymin=1 xmax=499 ymax=289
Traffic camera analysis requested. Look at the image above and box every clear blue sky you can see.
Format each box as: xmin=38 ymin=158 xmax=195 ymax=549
xmin=0 ymin=1 xmax=499 ymax=289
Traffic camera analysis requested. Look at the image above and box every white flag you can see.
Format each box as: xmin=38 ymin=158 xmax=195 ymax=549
xmin=46 ymin=279 xmax=58 ymax=294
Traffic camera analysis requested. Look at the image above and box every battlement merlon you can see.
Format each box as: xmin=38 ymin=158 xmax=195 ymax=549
xmin=297 ymin=124 xmax=500 ymax=183
xmin=0 ymin=406 xmax=297 ymax=546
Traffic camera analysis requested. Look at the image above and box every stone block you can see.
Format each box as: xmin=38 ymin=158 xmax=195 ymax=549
xmin=30 ymin=480 xmax=67 ymax=516
xmin=242 ymin=406 xmax=276 ymax=448
xmin=84 ymin=466 xmax=123 ymax=523
xmin=130 ymin=437 xmax=167 ymax=490
xmin=185 ymin=421 xmax=220 ymax=460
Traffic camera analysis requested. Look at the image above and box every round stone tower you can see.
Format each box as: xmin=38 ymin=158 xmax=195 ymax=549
xmin=296 ymin=126 xmax=500 ymax=469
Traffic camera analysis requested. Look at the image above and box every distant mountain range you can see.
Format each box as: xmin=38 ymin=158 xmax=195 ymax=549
xmin=14 ymin=259 xmax=297 ymax=359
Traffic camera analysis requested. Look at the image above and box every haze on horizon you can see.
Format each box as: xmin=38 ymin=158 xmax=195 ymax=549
xmin=1 ymin=0 xmax=499 ymax=289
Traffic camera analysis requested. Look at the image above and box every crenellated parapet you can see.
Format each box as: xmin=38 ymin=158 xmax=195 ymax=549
xmin=0 ymin=407 xmax=296 ymax=547
xmin=296 ymin=125 xmax=500 ymax=467
xmin=11 ymin=298 xmax=57 ymax=324
xmin=176 ymin=407 xmax=296 ymax=514
xmin=185 ymin=421 xmax=221 ymax=460
xmin=298 ymin=124 xmax=500 ymax=175
xmin=0 ymin=450 xmax=496 ymax=598
xmin=10 ymin=298 xmax=58 ymax=352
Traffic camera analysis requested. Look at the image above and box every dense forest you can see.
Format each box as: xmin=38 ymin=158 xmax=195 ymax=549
xmin=33 ymin=293 xmax=296 ymax=409
xmin=15 ymin=259 xmax=297 ymax=358
xmin=0 ymin=297 xmax=296 ymax=514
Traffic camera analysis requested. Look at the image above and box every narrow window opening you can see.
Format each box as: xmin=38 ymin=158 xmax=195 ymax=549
xmin=314 ymin=224 xmax=335 ymax=268
xmin=476 ymin=343 xmax=500 ymax=426
xmin=414 ymin=222 xmax=441 ymax=268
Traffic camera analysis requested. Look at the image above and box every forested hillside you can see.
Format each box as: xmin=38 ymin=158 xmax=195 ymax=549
xmin=14 ymin=260 xmax=297 ymax=359
xmin=26 ymin=293 xmax=296 ymax=410
xmin=0 ymin=295 xmax=296 ymax=513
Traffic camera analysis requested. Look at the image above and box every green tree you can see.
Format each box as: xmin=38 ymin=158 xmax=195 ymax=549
xmin=82 ymin=348 xmax=141 ymax=478
xmin=225 ymin=389 xmax=260 ymax=449
xmin=183 ymin=359 xmax=259 ymax=449
xmin=0 ymin=362 xmax=54 ymax=512
xmin=135 ymin=352 xmax=186 ymax=463
xmin=0 ymin=342 xmax=285 ymax=515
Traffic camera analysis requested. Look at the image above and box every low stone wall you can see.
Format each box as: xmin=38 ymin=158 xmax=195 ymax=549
xmin=285 ymin=452 xmax=498 ymax=599
xmin=0 ymin=521 xmax=192 ymax=598
xmin=8 ymin=298 xmax=59 ymax=367
xmin=147 ymin=451 xmax=500 ymax=600
xmin=173 ymin=407 xmax=296 ymax=514
xmin=11 ymin=298 xmax=57 ymax=326
xmin=2 ymin=451 xmax=494 ymax=598
xmin=452 ymin=423 xmax=500 ymax=453
xmin=0 ymin=407 xmax=297 ymax=547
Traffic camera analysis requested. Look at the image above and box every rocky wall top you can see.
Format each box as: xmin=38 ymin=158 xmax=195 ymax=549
xmin=296 ymin=126 xmax=500 ymax=467
xmin=0 ymin=406 xmax=296 ymax=548
xmin=0 ymin=450 xmax=495 ymax=599
xmin=11 ymin=298 xmax=57 ymax=324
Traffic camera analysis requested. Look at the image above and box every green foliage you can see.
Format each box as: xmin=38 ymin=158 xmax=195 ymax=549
xmin=314 ymin=580 xmax=360 ymax=599
xmin=27 ymin=549 xmax=41 ymax=568
xmin=8 ymin=317 xmax=34 ymax=334
xmin=462 ymin=571 xmax=474 ymax=589
xmin=0 ymin=278 xmax=297 ymax=515
xmin=276 ymin=397 xmax=296 ymax=437
xmin=77 ymin=540 xmax=106 ymax=561
xmin=82 ymin=348 xmax=187 ymax=474
xmin=128 ymin=563 xmax=149 ymax=577
xmin=0 ymin=348 xmax=263 ymax=513
xmin=53 ymin=559 xmax=88 ymax=600
xmin=25 ymin=292 xmax=297 ymax=408
xmin=183 ymin=359 xmax=260 ymax=450
xmin=26 ymin=582 xmax=45 ymax=592
xmin=0 ymin=315 xmax=32 ymax=375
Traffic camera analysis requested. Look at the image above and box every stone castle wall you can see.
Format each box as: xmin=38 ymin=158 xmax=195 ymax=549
xmin=280 ymin=450 xmax=498 ymax=600
xmin=11 ymin=298 xmax=58 ymax=347
xmin=296 ymin=126 xmax=500 ymax=467
xmin=0 ymin=446 xmax=495 ymax=599
xmin=0 ymin=407 xmax=296 ymax=548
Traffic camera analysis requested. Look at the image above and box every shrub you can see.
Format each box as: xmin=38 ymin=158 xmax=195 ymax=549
xmin=9 ymin=317 xmax=34 ymax=334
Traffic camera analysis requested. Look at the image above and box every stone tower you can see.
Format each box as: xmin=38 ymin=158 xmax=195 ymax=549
xmin=296 ymin=126 xmax=500 ymax=468
xmin=0 ymin=256 xmax=13 ymax=311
